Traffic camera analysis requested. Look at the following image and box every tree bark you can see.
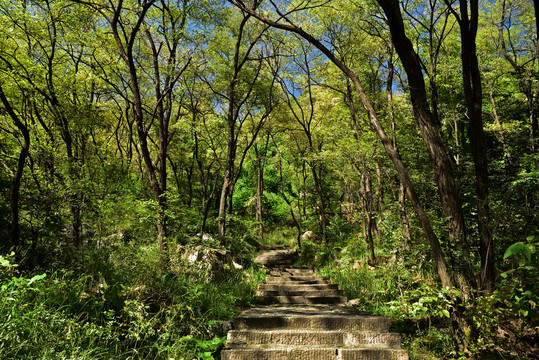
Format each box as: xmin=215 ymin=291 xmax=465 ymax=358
xmin=362 ymin=159 xmax=376 ymax=265
xmin=254 ymin=140 xmax=267 ymax=242
xmin=108 ymin=0 xmax=171 ymax=251
xmin=377 ymin=0 xmax=467 ymax=249
xmin=454 ymin=0 xmax=495 ymax=292
xmin=386 ymin=35 xmax=411 ymax=245
xmin=486 ymin=77 xmax=512 ymax=163
xmin=217 ymin=13 xmax=266 ymax=240
xmin=398 ymin=182 xmax=411 ymax=246
xmin=0 ymin=84 xmax=30 ymax=261
xmin=311 ymin=162 xmax=328 ymax=245
xmin=273 ymin=135 xmax=302 ymax=247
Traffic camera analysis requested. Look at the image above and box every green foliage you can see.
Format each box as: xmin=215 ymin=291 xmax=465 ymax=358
xmin=179 ymin=335 xmax=227 ymax=360
xmin=460 ymin=237 xmax=538 ymax=358
xmin=503 ymin=240 xmax=533 ymax=263
xmin=498 ymin=236 xmax=538 ymax=319
xmin=0 ymin=0 xmax=537 ymax=359
xmin=387 ymin=283 xmax=459 ymax=321
xmin=0 ymin=244 xmax=263 ymax=359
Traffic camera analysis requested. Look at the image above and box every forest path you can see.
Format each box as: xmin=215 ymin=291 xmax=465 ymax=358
xmin=221 ymin=246 xmax=409 ymax=360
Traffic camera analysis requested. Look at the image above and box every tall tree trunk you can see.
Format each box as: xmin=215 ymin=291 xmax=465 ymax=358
xmin=218 ymin=14 xmax=252 ymax=241
xmin=0 ymin=85 xmax=30 ymax=261
xmin=375 ymin=159 xmax=383 ymax=214
xmin=311 ymin=162 xmax=328 ymax=245
xmin=486 ymin=77 xmax=512 ymax=163
xmin=377 ymin=0 xmax=467 ymax=250
xmin=273 ymin=136 xmax=302 ymax=247
xmin=218 ymin=166 xmax=232 ymax=240
xmin=398 ymin=182 xmax=411 ymax=247
xmin=108 ymin=0 xmax=170 ymax=251
xmin=386 ymin=35 xmax=411 ymax=246
xmin=456 ymin=0 xmax=495 ymax=292
xmin=452 ymin=105 xmax=461 ymax=165
xmin=353 ymin=159 xmax=376 ymax=265
xmin=363 ymin=160 xmax=376 ymax=265
xmin=255 ymin=143 xmax=264 ymax=242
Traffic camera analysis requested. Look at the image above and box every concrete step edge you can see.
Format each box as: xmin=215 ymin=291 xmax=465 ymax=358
xmin=258 ymin=295 xmax=348 ymax=305
xmin=226 ymin=329 xmax=403 ymax=348
xmin=221 ymin=348 xmax=409 ymax=360
xmin=256 ymin=289 xmax=344 ymax=297
xmin=263 ymin=281 xmax=331 ymax=286
xmin=233 ymin=315 xmax=392 ymax=331
xmin=266 ymin=275 xmax=331 ymax=280
xmin=258 ymin=284 xmax=339 ymax=290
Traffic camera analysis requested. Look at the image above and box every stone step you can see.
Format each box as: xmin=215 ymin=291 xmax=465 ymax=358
xmin=269 ymin=269 xmax=315 ymax=276
xmin=264 ymin=280 xmax=332 ymax=286
xmin=259 ymin=295 xmax=348 ymax=305
xmin=233 ymin=306 xmax=391 ymax=331
xmin=257 ymin=289 xmax=344 ymax=297
xmin=224 ymin=247 xmax=408 ymax=360
xmin=257 ymin=260 xmax=296 ymax=267
xmin=255 ymin=254 xmax=296 ymax=261
xmin=227 ymin=329 xmax=403 ymax=348
xmin=256 ymin=253 xmax=297 ymax=259
xmin=258 ymin=283 xmax=340 ymax=291
xmin=263 ymin=245 xmax=293 ymax=250
xmin=256 ymin=249 xmax=296 ymax=256
xmin=221 ymin=347 xmax=409 ymax=360
xmin=266 ymin=275 xmax=331 ymax=283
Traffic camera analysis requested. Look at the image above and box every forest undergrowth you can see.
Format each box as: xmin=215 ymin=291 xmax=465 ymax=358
xmin=0 ymin=238 xmax=266 ymax=360
xmin=1 ymin=224 xmax=537 ymax=360
xmin=296 ymin=233 xmax=538 ymax=360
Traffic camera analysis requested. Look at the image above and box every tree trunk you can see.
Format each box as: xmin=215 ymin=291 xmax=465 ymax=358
xmin=0 ymin=84 xmax=30 ymax=261
xmin=377 ymin=0 xmax=467 ymax=249
xmin=218 ymin=168 xmax=232 ymax=240
xmin=398 ymin=182 xmax=411 ymax=247
xmin=486 ymin=77 xmax=512 ymax=163
xmin=385 ymin=35 xmax=411 ymax=246
xmin=452 ymin=105 xmax=461 ymax=165
xmin=109 ymin=0 xmax=168 ymax=251
xmin=273 ymin=136 xmax=302 ymax=248
xmin=311 ymin=162 xmax=328 ymax=245
xmin=457 ymin=0 xmax=495 ymax=292
xmin=218 ymin=14 xmax=252 ymax=241
xmin=354 ymin=159 xmax=376 ymax=265
xmin=255 ymin=143 xmax=264 ymax=242
xmin=363 ymin=160 xmax=376 ymax=265
xmin=375 ymin=159 xmax=383 ymax=214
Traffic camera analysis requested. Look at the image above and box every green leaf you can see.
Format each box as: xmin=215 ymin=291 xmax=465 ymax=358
xmin=179 ymin=335 xmax=193 ymax=342
xmin=27 ymin=273 xmax=46 ymax=286
xmin=441 ymin=309 xmax=450 ymax=318
xmin=504 ymin=242 xmax=532 ymax=262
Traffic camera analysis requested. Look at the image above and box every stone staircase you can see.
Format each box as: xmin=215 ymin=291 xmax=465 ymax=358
xmin=221 ymin=245 xmax=409 ymax=360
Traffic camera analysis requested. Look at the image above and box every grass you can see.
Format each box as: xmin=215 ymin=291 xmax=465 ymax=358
xmin=0 ymin=242 xmax=266 ymax=360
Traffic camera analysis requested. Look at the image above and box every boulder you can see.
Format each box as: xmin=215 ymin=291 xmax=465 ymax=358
xmin=180 ymin=246 xmax=234 ymax=280
xmin=300 ymin=231 xmax=315 ymax=242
